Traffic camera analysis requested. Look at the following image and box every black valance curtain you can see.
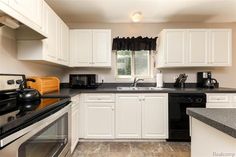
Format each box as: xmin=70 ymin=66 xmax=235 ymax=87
xmin=112 ymin=36 xmax=158 ymax=51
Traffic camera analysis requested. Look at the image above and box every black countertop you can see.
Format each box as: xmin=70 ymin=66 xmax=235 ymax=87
xmin=187 ymin=108 xmax=236 ymax=138
xmin=46 ymin=87 xmax=236 ymax=97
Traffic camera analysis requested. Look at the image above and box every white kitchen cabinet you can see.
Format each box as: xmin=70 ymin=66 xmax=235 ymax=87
xmin=142 ymin=94 xmax=168 ymax=139
xmin=71 ymin=95 xmax=80 ymax=153
xmin=69 ymin=29 xmax=111 ymax=67
xmin=206 ymin=93 xmax=233 ymax=108
xmin=92 ymin=30 xmax=111 ymax=66
xmin=70 ymin=30 xmax=93 ymax=67
xmin=17 ymin=1 xmax=70 ymax=66
xmin=116 ymin=94 xmax=142 ymax=138
xmin=210 ymin=29 xmax=232 ymax=66
xmin=187 ymin=29 xmax=209 ymax=66
xmin=163 ymin=29 xmax=186 ymax=66
xmin=84 ymin=102 xmax=114 ymax=139
xmin=9 ymin=0 xmax=42 ymax=28
xmin=157 ymin=29 xmax=232 ymax=68
xmin=57 ymin=19 xmax=69 ymax=65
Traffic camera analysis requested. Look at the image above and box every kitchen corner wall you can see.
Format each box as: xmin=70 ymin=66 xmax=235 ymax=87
xmin=0 ymin=26 xmax=66 ymax=79
xmin=62 ymin=22 xmax=236 ymax=88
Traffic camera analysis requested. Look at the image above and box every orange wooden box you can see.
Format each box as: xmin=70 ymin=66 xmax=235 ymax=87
xmin=27 ymin=77 xmax=60 ymax=94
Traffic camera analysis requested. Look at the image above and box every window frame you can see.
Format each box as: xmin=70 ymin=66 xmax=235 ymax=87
xmin=115 ymin=50 xmax=154 ymax=79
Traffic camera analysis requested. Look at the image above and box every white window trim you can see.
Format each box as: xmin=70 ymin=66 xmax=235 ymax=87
xmin=115 ymin=50 xmax=154 ymax=80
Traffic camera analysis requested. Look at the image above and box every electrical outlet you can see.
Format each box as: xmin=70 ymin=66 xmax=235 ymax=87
xmin=101 ymin=76 xmax=105 ymax=83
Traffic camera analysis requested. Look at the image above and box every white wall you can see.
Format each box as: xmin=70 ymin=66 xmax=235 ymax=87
xmin=0 ymin=26 xmax=66 ymax=79
xmin=62 ymin=22 xmax=236 ymax=88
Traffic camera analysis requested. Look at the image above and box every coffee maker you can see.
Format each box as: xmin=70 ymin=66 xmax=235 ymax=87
xmin=197 ymin=72 xmax=218 ymax=88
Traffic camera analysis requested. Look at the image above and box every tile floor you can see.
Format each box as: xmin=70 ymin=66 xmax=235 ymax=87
xmin=71 ymin=142 xmax=190 ymax=157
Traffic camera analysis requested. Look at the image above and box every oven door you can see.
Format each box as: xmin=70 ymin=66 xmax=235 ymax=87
xmin=0 ymin=105 xmax=71 ymax=157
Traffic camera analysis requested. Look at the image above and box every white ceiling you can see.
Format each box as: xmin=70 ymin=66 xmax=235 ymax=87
xmin=46 ymin=0 xmax=236 ymax=23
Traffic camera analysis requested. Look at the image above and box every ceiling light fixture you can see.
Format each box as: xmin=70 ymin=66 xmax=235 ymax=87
xmin=131 ymin=12 xmax=143 ymax=22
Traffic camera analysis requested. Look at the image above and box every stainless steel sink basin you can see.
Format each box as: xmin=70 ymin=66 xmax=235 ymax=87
xmin=117 ymin=87 xmax=174 ymax=91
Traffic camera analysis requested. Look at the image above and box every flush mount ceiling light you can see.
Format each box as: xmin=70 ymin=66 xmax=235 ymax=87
xmin=131 ymin=12 xmax=143 ymax=22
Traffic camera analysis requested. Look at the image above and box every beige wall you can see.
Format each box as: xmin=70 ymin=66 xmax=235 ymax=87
xmin=0 ymin=26 xmax=66 ymax=79
xmin=63 ymin=22 xmax=236 ymax=88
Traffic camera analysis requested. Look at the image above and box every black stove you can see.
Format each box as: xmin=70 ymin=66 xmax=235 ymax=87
xmin=0 ymin=94 xmax=70 ymax=139
xmin=0 ymin=74 xmax=71 ymax=141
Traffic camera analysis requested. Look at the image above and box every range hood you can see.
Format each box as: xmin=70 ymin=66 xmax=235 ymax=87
xmin=0 ymin=4 xmax=47 ymax=40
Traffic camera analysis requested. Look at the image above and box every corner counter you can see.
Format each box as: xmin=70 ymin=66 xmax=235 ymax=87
xmin=187 ymin=108 xmax=236 ymax=157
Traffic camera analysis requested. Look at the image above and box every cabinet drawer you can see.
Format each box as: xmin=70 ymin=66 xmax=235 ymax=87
xmin=207 ymin=94 xmax=230 ymax=103
xmin=84 ymin=94 xmax=115 ymax=102
xmin=207 ymin=103 xmax=233 ymax=108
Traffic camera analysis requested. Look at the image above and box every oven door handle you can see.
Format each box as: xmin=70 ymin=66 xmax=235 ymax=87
xmin=0 ymin=104 xmax=70 ymax=148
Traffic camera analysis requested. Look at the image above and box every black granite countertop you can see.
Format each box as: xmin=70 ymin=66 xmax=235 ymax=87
xmin=45 ymin=86 xmax=236 ymax=97
xmin=187 ymin=108 xmax=236 ymax=138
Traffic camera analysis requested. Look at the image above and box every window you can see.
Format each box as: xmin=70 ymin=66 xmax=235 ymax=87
xmin=116 ymin=50 xmax=152 ymax=78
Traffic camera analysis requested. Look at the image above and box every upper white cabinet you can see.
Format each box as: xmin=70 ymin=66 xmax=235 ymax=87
xmin=9 ymin=0 xmax=42 ymax=28
xmin=157 ymin=29 xmax=232 ymax=68
xmin=58 ymin=19 xmax=69 ymax=65
xmin=187 ymin=29 xmax=209 ymax=66
xmin=70 ymin=29 xmax=111 ymax=67
xmin=162 ymin=29 xmax=186 ymax=66
xmin=43 ymin=2 xmax=58 ymax=62
xmin=70 ymin=30 xmax=93 ymax=66
xmin=17 ymin=1 xmax=69 ymax=66
xmin=0 ymin=0 xmax=46 ymax=37
xmin=210 ymin=29 xmax=232 ymax=66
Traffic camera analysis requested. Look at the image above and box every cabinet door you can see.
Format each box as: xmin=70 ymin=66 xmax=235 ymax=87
xmin=84 ymin=103 xmax=114 ymax=139
xmin=92 ymin=30 xmax=111 ymax=67
xmin=9 ymin=0 xmax=42 ymax=27
xmin=164 ymin=30 xmax=186 ymax=66
xmin=70 ymin=30 xmax=93 ymax=67
xmin=71 ymin=106 xmax=79 ymax=153
xmin=209 ymin=29 xmax=232 ymax=66
xmin=58 ymin=20 xmax=69 ymax=65
xmin=43 ymin=5 xmax=58 ymax=62
xmin=142 ymin=94 xmax=168 ymax=139
xmin=187 ymin=30 xmax=209 ymax=66
xmin=116 ymin=94 xmax=142 ymax=138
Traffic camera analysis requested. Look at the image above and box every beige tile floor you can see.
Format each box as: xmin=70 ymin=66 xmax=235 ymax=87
xmin=71 ymin=142 xmax=190 ymax=157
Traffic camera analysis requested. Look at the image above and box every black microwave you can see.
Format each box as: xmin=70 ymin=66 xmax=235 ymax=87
xmin=69 ymin=74 xmax=98 ymax=89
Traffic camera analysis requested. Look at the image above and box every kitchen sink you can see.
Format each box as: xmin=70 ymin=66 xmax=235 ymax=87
xmin=117 ymin=87 xmax=174 ymax=91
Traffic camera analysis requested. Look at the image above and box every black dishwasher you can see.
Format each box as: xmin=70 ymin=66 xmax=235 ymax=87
xmin=168 ymin=93 xmax=206 ymax=141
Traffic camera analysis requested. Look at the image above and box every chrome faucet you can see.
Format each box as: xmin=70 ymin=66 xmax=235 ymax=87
xmin=132 ymin=77 xmax=144 ymax=87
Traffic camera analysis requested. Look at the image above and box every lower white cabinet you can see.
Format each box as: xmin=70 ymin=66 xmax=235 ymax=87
xmin=80 ymin=93 xmax=168 ymax=140
xmin=116 ymin=94 xmax=142 ymax=138
xmin=206 ymin=93 xmax=235 ymax=108
xmin=84 ymin=102 xmax=114 ymax=139
xmin=142 ymin=94 xmax=168 ymax=139
xmin=115 ymin=93 xmax=168 ymax=139
xmin=71 ymin=96 xmax=80 ymax=153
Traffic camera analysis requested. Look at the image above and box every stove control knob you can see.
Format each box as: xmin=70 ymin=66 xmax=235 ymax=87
xmin=16 ymin=79 xmax=23 ymax=84
xmin=187 ymin=98 xmax=194 ymax=103
xmin=196 ymin=98 xmax=203 ymax=103
xmin=7 ymin=80 xmax=15 ymax=85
